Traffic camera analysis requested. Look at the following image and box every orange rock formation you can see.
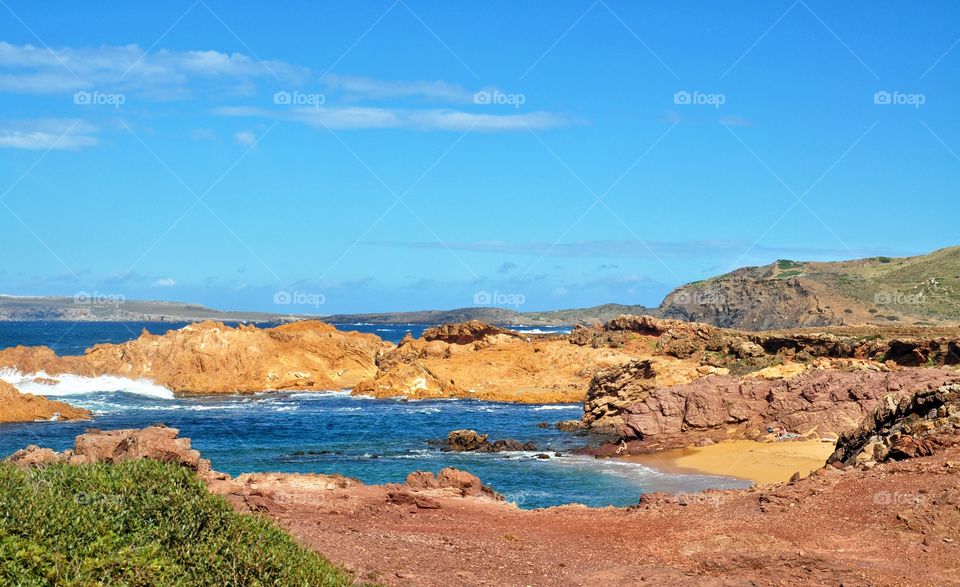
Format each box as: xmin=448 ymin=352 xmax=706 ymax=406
xmin=0 ymin=321 xmax=390 ymax=394
xmin=0 ymin=380 xmax=91 ymax=423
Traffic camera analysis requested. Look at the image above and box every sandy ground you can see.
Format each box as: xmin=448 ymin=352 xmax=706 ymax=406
xmin=623 ymin=440 xmax=839 ymax=485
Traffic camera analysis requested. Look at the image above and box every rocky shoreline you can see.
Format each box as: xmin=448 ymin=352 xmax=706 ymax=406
xmin=1 ymin=314 xmax=958 ymax=427
xmin=7 ymin=379 xmax=960 ymax=587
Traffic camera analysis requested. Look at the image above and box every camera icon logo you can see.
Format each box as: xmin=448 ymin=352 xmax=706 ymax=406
xmin=473 ymin=91 xmax=492 ymax=105
xmin=273 ymin=91 xmax=292 ymax=105
xmin=873 ymin=91 xmax=892 ymax=105
xmin=473 ymin=291 xmax=492 ymax=305
xmin=73 ymin=91 xmax=92 ymax=105
xmin=673 ymin=91 xmax=692 ymax=105
xmin=273 ymin=290 xmax=292 ymax=305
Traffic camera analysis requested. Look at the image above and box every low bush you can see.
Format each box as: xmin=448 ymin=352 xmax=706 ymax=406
xmin=0 ymin=460 xmax=356 ymax=586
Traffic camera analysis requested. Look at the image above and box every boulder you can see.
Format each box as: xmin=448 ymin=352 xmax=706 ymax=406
xmin=445 ymin=429 xmax=490 ymax=452
xmin=7 ymin=425 xmax=212 ymax=475
xmin=441 ymin=430 xmax=536 ymax=453
xmin=405 ymin=471 xmax=441 ymax=490
xmin=437 ymin=467 xmax=484 ymax=497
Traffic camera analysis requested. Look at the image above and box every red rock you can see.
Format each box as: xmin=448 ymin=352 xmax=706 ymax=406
xmin=405 ymin=471 xmax=441 ymax=490
xmin=437 ymin=467 xmax=484 ymax=496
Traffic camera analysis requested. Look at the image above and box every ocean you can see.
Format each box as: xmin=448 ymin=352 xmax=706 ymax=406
xmin=0 ymin=321 xmax=749 ymax=508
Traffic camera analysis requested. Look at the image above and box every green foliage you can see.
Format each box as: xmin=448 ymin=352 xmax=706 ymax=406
xmin=776 ymin=259 xmax=803 ymax=270
xmin=0 ymin=460 xmax=356 ymax=586
xmin=775 ymin=270 xmax=803 ymax=279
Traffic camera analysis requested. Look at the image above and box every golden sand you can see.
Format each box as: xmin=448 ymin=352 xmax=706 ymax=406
xmin=623 ymin=439 xmax=838 ymax=485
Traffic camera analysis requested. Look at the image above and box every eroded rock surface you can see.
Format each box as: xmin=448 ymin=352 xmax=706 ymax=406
xmin=828 ymin=383 xmax=960 ymax=467
xmin=614 ymin=368 xmax=960 ymax=451
xmin=0 ymin=320 xmax=390 ymax=394
xmin=440 ymin=429 xmax=537 ymax=453
xmin=8 ymin=425 xmax=211 ymax=473
xmin=353 ymin=321 xmax=641 ymax=403
xmin=0 ymin=380 xmax=91 ymax=423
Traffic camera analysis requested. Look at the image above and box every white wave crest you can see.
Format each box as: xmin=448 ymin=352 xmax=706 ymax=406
xmin=532 ymin=404 xmax=580 ymax=411
xmin=0 ymin=369 xmax=174 ymax=399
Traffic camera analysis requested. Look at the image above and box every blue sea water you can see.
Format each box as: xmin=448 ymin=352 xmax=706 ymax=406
xmin=0 ymin=321 xmax=748 ymax=508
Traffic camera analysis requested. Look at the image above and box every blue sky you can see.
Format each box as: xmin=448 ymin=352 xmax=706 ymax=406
xmin=0 ymin=1 xmax=958 ymax=314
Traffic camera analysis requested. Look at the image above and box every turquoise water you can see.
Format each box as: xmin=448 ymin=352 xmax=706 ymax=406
xmin=0 ymin=322 xmax=749 ymax=508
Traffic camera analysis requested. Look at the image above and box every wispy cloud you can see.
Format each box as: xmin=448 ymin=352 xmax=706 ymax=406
xmin=233 ymin=130 xmax=257 ymax=146
xmin=0 ymin=118 xmax=98 ymax=150
xmin=215 ymin=105 xmax=568 ymax=132
xmin=358 ymin=239 xmax=887 ymax=260
xmin=323 ymin=74 xmax=479 ymax=103
xmin=0 ymin=41 xmax=305 ymax=97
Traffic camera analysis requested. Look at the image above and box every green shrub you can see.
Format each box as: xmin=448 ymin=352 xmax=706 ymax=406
xmin=0 ymin=460 xmax=357 ymax=586
xmin=776 ymin=259 xmax=803 ymax=270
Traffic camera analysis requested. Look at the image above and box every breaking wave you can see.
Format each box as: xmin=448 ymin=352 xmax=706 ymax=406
xmin=0 ymin=369 xmax=174 ymax=400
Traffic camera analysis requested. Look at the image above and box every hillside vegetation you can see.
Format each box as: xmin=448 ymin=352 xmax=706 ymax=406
xmin=660 ymin=246 xmax=960 ymax=329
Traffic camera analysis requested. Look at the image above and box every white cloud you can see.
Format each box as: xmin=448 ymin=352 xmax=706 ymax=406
xmin=324 ymin=75 xmax=478 ymax=103
xmin=0 ymin=119 xmax=98 ymax=150
xmin=233 ymin=130 xmax=257 ymax=146
xmin=216 ymin=105 xmax=569 ymax=132
xmin=0 ymin=41 xmax=306 ymax=97
xmin=150 ymin=278 xmax=176 ymax=287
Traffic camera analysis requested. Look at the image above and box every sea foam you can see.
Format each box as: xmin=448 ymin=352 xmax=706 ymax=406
xmin=0 ymin=369 xmax=174 ymax=399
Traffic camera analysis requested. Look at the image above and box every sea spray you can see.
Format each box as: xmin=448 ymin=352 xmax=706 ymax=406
xmin=0 ymin=369 xmax=174 ymax=399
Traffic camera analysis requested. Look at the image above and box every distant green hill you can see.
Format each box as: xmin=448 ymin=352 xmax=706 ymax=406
xmin=660 ymin=246 xmax=960 ymax=329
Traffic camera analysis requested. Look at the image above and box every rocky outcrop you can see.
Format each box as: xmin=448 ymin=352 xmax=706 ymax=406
xmin=421 ymin=320 xmax=524 ymax=344
xmin=8 ymin=425 xmax=212 ymax=473
xmin=576 ymin=314 xmax=960 ymax=368
xmin=0 ymin=320 xmax=390 ymax=394
xmin=439 ymin=429 xmax=537 ymax=453
xmin=0 ymin=380 xmax=91 ymax=423
xmin=614 ymin=368 xmax=960 ymax=450
xmin=828 ymin=384 xmax=960 ymax=468
xmin=659 ymin=271 xmax=838 ymax=330
xmin=353 ymin=321 xmax=641 ymax=403
xmin=583 ymin=358 xmax=729 ymax=429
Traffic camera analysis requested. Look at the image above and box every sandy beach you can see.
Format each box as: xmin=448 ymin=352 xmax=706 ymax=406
xmin=623 ymin=439 xmax=838 ymax=485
